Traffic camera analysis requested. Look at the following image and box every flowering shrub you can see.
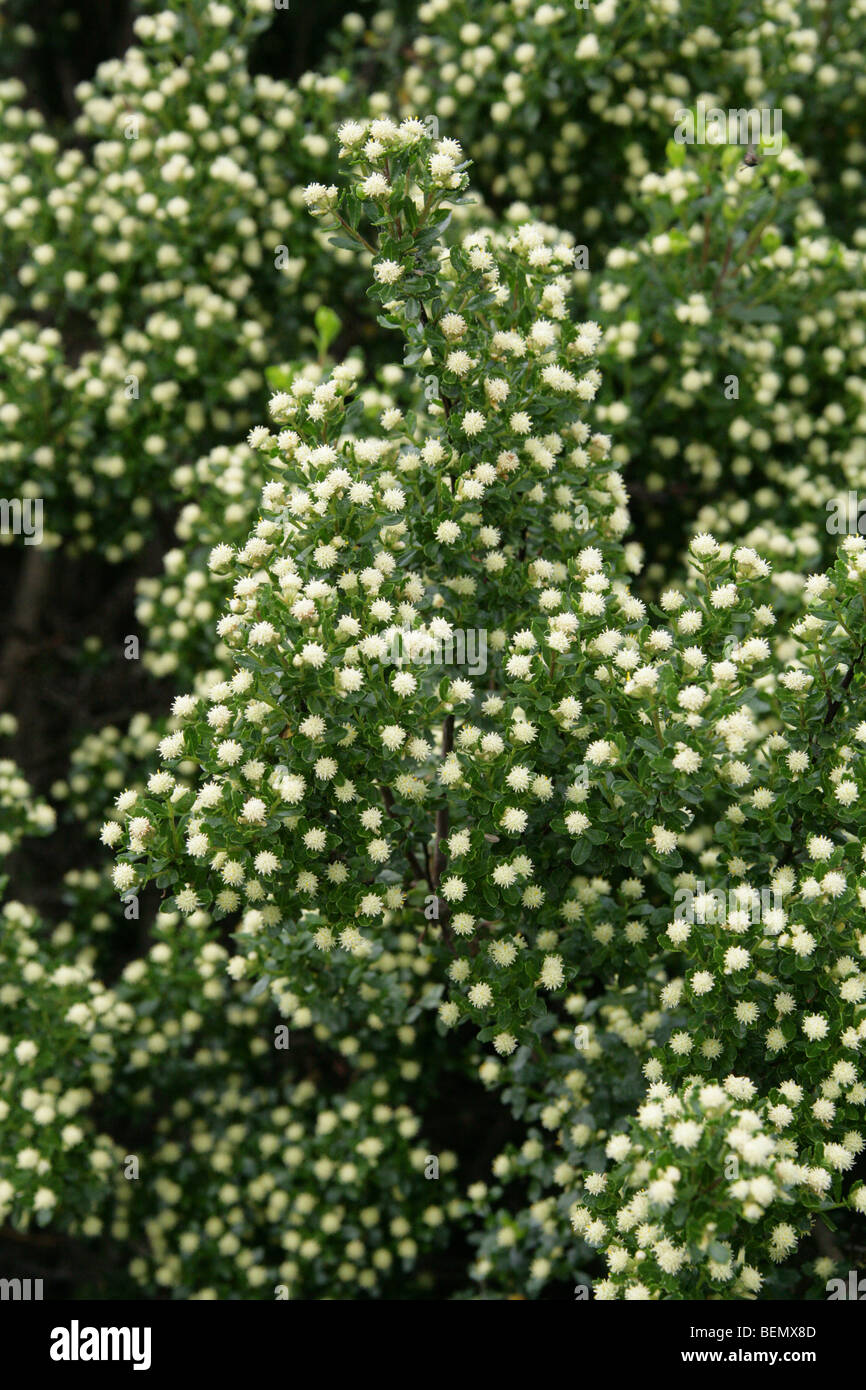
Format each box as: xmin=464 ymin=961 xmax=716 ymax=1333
xmin=581 ymin=139 xmax=866 ymax=582
xmin=364 ymin=0 xmax=866 ymax=247
xmin=101 ymin=129 xmax=866 ymax=1300
xmin=0 ymin=5 xmax=359 ymax=558
xmin=3 ymin=0 xmax=866 ymax=1305
xmin=0 ymin=895 xmax=457 ymax=1297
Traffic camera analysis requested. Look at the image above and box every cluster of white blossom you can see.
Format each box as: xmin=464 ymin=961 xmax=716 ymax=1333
xmin=0 ymin=11 xmax=357 ymax=557
xmin=0 ymin=891 xmax=458 ymax=1297
xmin=363 ymin=0 xmax=866 ymax=246
xmin=4 ymin=0 xmax=866 ymax=1303
xmin=0 ymin=721 xmax=56 ymax=857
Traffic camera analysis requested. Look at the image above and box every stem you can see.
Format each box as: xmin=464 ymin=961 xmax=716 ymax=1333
xmin=0 ymin=548 xmax=53 ymax=711
xmin=432 ymin=715 xmax=455 ymax=888
xmin=333 ymin=211 xmax=377 ymax=257
xmin=700 ymin=201 xmax=711 ymax=269
xmin=712 ymin=235 xmax=734 ymax=298
xmin=381 ymin=785 xmax=429 ymax=887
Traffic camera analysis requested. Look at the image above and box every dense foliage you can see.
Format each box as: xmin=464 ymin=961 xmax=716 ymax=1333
xmin=2 ymin=0 xmax=865 ymax=1301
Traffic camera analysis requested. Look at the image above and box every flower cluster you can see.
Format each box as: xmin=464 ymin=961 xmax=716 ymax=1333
xmin=0 ymin=895 xmax=457 ymax=1297
xmin=3 ymin=0 xmax=866 ymax=1303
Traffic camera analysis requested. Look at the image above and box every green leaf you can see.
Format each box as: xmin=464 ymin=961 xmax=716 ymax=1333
xmin=314 ymin=306 xmax=341 ymax=355
xmin=265 ymin=365 xmax=296 ymax=391
xmin=724 ymin=302 xmax=782 ymax=323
